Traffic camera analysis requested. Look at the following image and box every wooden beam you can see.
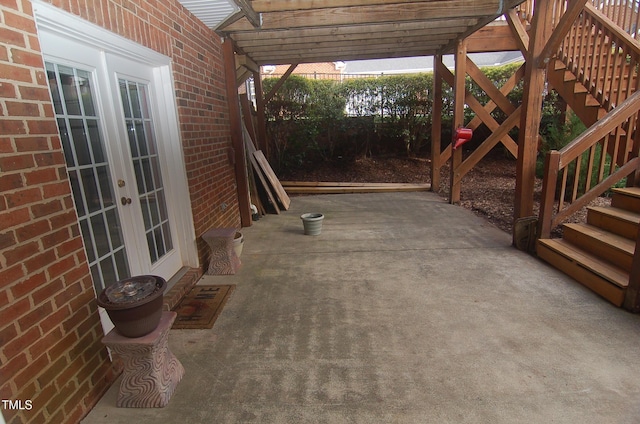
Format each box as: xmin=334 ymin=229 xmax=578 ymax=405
xmin=624 ymin=219 xmax=640 ymax=313
xmin=467 ymin=63 xmax=525 ymax=131
xmin=431 ymin=53 xmax=443 ymax=192
xmin=538 ymin=0 xmax=588 ymax=68
xmin=236 ymin=67 xmax=252 ymax=86
xmin=223 ymin=38 xmax=252 ymax=227
xmin=248 ymin=39 xmax=450 ymax=63
xmin=237 ymin=32 xmax=455 ymax=50
xmin=282 ymin=184 xmax=431 ymax=194
xmin=264 ymin=63 xmax=298 ymax=102
xmin=465 ymin=23 xmax=522 ymax=53
xmin=436 ymin=59 xmax=453 ymax=164
xmin=466 ymin=57 xmax=517 ymax=116
xmin=224 ymin=1 xmax=501 ymax=31
xmin=457 ymin=106 xmax=522 ymax=178
xmin=231 ymin=0 xmax=261 ymax=27
xmin=514 ymin=0 xmax=554 ymax=228
xmin=235 ymin=54 xmax=259 ymax=73
xmin=247 ymin=36 xmax=452 ymax=58
xmin=440 ymin=62 xmax=519 ymax=157
xmin=505 ymin=8 xmax=530 ymax=55
xmin=252 ymin=70 xmax=268 ymax=154
xmin=450 ymin=39 xmax=467 ymax=205
xmin=228 ymin=18 xmax=477 ymax=40
xmin=252 ymin=0 xmax=449 ymax=13
xmin=216 ymin=10 xmax=245 ymax=31
xmin=250 ymin=44 xmax=446 ymax=65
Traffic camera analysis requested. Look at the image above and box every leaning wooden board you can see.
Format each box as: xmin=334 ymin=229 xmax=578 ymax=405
xmin=252 ymin=150 xmax=291 ymax=210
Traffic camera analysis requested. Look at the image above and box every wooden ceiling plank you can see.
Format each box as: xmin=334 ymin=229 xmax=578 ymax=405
xmin=225 ymin=1 xmax=501 ymax=31
xmin=243 ymin=34 xmax=453 ymax=54
xmin=226 ymin=17 xmax=479 ymax=38
xmin=252 ymin=44 xmax=446 ymax=64
xmin=256 ymin=49 xmax=440 ymax=65
xmin=251 ymin=0 xmax=447 ymax=13
xmin=236 ymin=28 xmax=465 ymax=48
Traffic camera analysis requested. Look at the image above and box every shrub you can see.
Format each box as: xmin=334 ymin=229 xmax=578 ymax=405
xmin=261 ymin=62 xmax=572 ymax=174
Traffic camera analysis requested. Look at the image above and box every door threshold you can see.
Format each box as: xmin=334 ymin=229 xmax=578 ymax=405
xmin=163 ymin=267 xmax=202 ymax=311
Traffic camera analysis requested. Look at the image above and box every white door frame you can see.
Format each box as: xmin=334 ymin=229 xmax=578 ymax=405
xmin=33 ymin=1 xmax=199 ymax=276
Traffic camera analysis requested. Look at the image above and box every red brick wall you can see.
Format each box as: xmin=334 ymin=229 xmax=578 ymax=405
xmin=0 ymin=0 xmax=240 ymax=423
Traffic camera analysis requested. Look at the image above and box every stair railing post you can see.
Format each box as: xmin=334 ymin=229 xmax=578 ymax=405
xmin=623 ymin=226 xmax=640 ymax=312
xmin=538 ymin=150 xmax=561 ymax=239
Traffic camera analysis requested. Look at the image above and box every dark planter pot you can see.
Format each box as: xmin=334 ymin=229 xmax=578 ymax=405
xmin=97 ymin=275 xmax=166 ymax=338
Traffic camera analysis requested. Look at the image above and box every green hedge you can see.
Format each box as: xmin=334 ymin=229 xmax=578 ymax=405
xmin=262 ymin=62 xmax=570 ymax=173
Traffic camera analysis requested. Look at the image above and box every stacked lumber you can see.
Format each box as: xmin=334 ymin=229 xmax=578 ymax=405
xmin=281 ymin=181 xmax=431 ymax=194
xmin=242 ymin=123 xmax=290 ymax=214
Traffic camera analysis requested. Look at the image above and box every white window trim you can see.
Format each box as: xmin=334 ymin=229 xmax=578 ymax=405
xmin=33 ymin=0 xmax=199 ymax=270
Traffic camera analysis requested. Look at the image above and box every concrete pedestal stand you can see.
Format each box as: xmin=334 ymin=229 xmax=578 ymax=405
xmin=102 ymin=311 xmax=184 ymax=407
xmin=202 ymin=227 xmax=241 ymax=275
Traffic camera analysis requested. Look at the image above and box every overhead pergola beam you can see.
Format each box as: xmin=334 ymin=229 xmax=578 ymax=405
xmin=251 ymin=0 xmax=450 ymax=13
xmin=235 ymin=54 xmax=259 ymax=73
xmin=231 ymin=0 xmax=261 ymax=27
xmin=225 ymin=1 xmax=503 ymax=31
xmin=248 ymin=39 xmax=452 ymax=63
xmin=229 ymin=18 xmax=477 ymax=39
xmin=236 ymin=29 xmax=462 ymax=49
xmin=218 ymin=0 xmax=525 ymax=66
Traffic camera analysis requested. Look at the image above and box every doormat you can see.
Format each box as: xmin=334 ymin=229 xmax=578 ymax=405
xmin=172 ymin=285 xmax=235 ymax=329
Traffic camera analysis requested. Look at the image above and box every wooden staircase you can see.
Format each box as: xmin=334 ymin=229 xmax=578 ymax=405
xmin=547 ymin=59 xmax=606 ymax=128
xmin=533 ymin=1 xmax=640 ymax=309
xmin=537 ymin=187 xmax=640 ymax=306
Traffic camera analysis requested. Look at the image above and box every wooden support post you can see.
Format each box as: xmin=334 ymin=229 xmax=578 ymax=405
xmin=515 ymin=0 xmax=554 ymax=226
xmin=252 ymin=71 xmax=268 ymax=154
xmin=623 ymin=226 xmax=640 ymax=312
xmin=537 ymin=0 xmax=588 ymax=68
xmin=431 ymin=53 xmax=443 ymax=192
xmin=223 ymin=38 xmax=252 ymax=227
xmin=450 ymin=39 xmax=467 ymax=204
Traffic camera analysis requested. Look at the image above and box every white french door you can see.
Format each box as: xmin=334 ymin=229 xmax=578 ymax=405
xmin=35 ymin=2 xmax=196 ymax=307
xmin=105 ymin=54 xmax=183 ymax=280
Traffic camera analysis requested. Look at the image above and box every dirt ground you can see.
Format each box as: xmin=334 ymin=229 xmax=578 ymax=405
xmin=279 ymin=151 xmax=610 ymax=235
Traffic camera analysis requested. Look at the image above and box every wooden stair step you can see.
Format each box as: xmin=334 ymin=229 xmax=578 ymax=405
xmin=562 ymin=223 xmax=635 ymax=272
xmin=573 ymin=83 xmax=588 ymax=94
xmin=536 ymin=238 xmax=627 ymax=306
xmin=611 ymin=187 xmax=640 ymax=213
xmin=587 ymin=206 xmax=640 ymax=240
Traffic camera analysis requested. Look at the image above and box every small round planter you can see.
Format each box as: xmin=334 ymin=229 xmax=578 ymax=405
xmin=301 ymin=213 xmax=324 ymax=235
xmin=97 ymin=275 xmax=166 ymax=338
xmin=233 ymin=230 xmax=244 ymax=258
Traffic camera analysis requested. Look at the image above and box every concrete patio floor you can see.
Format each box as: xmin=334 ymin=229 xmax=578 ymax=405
xmin=83 ymin=192 xmax=640 ymax=424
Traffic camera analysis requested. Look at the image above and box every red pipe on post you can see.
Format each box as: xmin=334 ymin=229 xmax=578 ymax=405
xmin=453 ymin=127 xmax=473 ymax=150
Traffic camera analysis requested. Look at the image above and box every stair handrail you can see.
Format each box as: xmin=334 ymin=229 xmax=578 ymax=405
xmin=589 ymin=0 xmax=640 ymax=40
xmin=538 ymin=89 xmax=640 ymax=238
xmin=558 ymin=3 xmax=640 ymax=111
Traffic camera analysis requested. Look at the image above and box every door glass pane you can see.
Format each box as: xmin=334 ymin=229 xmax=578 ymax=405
xmin=46 ymin=62 xmax=130 ymax=294
xmin=119 ymin=78 xmax=174 ymax=265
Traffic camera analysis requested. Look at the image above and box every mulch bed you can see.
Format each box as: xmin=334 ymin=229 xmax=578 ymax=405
xmin=279 ymin=151 xmax=611 ymax=236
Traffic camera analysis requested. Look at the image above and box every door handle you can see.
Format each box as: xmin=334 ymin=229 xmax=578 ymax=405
xmin=120 ymin=197 xmax=132 ymax=205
